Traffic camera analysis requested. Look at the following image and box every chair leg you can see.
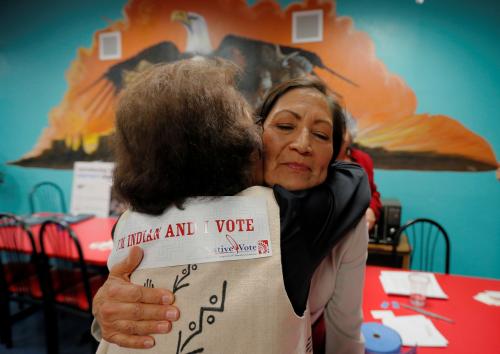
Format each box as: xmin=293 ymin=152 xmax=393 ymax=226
xmin=0 ymin=326 xmax=13 ymax=347
xmin=0 ymin=298 xmax=5 ymax=344
xmin=80 ymin=327 xmax=98 ymax=353
xmin=2 ymin=322 xmax=13 ymax=349
xmin=0 ymin=295 xmax=13 ymax=348
xmin=91 ymin=335 xmax=98 ymax=353
xmin=44 ymin=301 xmax=59 ymax=354
xmin=77 ymin=318 xmax=99 ymax=353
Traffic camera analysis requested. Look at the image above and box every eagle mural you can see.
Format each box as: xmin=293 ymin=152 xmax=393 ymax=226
xmin=11 ymin=0 xmax=498 ymax=172
xmin=79 ymin=10 xmax=357 ymax=112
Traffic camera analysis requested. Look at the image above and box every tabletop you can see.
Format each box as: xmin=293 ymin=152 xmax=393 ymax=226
xmin=59 ymin=216 xmax=116 ymax=266
xmin=363 ymin=266 xmax=500 ymax=353
xmin=0 ymin=216 xmax=116 ymax=267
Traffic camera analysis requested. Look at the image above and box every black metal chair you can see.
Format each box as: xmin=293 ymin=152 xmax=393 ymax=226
xmin=38 ymin=220 xmax=106 ymax=354
xmin=394 ymin=218 xmax=450 ymax=274
xmin=29 ymin=182 xmax=67 ymax=214
xmin=0 ymin=214 xmax=44 ymax=348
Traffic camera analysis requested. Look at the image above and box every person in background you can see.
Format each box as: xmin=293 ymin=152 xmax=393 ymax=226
xmin=337 ymin=111 xmax=382 ymax=231
xmin=93 ymin=60 xmax=370 ymax=353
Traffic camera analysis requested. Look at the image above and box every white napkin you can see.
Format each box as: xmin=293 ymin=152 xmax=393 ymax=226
xmin=382 ymin=315 xmax=448 ymax=347
xmin=379 ymin=270 xmax=448 ymax=299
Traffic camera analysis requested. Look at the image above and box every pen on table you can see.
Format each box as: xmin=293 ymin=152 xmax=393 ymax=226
xmin=401 ymin=303 xmax=455 ymax=323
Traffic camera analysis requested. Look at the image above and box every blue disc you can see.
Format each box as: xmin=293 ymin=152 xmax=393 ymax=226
xmin=362 ymin=322 xmax=402 ymax=354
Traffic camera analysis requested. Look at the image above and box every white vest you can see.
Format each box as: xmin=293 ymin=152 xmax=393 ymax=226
xmin=97 ymin=186 xmax=312 ymax=354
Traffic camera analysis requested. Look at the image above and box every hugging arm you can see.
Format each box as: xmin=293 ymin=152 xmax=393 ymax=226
xmin=323 ymin=219 xmax=368 ymax=354
xmin=308 ymin=162 xmax=370 ymax=353
xmin=92 ymin=246 xmax=179 ymax=349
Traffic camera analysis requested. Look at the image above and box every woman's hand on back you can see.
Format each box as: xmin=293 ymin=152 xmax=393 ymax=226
xmin=92 ymin=246 xmax=180 ymax=348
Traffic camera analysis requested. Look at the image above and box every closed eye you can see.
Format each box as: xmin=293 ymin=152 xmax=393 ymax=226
xmin=276 ymin=123 xmax=295 ymax=131
xmin=313 ymin=132 xmax=330 ymax=141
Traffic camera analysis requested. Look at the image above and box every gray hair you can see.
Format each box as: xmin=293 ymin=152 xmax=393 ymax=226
xmin=344 ymin=109 xmax=358 ymax=140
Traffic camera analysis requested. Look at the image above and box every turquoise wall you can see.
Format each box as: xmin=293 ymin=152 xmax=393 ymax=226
xmin=332 ymin=0 xmax=500 ymax=279
xmin=1 ymin=0 xmax=499 ymax=278
xmin=0 ymin=0 xmax=128 ymax=211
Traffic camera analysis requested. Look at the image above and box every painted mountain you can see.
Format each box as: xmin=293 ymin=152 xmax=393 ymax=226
xmin=11 ymin=0 xmax=497 ymax=171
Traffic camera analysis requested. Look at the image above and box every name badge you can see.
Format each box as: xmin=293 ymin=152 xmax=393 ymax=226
xmin=107 ymin=196 xmax=272 ymax=270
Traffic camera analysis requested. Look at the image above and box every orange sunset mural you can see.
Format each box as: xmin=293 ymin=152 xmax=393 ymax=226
xmin=11 ymin=0 xmax=498 ymax=172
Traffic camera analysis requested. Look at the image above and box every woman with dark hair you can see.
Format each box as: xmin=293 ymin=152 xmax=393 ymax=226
xmin=93 ymin=61 xmax=369 ymax=353
xmin=257 ymin=77 xmax=369 ymax=354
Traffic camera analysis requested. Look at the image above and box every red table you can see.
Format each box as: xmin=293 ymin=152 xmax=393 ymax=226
xmin=363 ymin=266 xmax=500 ymax=353
xmin=33 ymin=216 xmax=116 ymax=266
xmin=57 ymin=216 xmax=116 ymax=266
xmin=0 ymin=216 xmax=116 ymax=266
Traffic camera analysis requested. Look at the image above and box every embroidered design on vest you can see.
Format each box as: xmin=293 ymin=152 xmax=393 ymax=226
xmin=175 ymin=280 xmax=228 ymax=354
xmin=144 ymin=278 xmax=154 ymax=288
xmin=173 ymin=264 xmax=198 ymax=294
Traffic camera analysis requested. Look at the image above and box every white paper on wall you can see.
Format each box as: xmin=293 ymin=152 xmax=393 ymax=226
xmin=70 ymin=161 xmax=114 ymax=217
xmin=98 ymin=31 xmax=122 ymax=60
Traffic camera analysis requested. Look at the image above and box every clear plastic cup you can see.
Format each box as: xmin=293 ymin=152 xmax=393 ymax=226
xmin=408 ymin=272 xmax=430 ymax=307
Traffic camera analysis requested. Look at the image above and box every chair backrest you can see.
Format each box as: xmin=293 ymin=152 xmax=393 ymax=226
xmin=395 ymin=218 xmax=450 ymax=274
xmin=0 ymin=214 xmax=40 ymax=298
xmin=38 ymin=220 xmax=93 ymax=313
xmin=29 ymin=182 xmax=67 ymax=214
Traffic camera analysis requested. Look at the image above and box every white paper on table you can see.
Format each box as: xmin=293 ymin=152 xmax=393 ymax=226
xmin=89 ymin=240 xmax=114 ymax=251
xmin=474 ymin=290 xmax=500 ymax=306
xmin=371 ymin=310 xmax=395 ymax=320
xmin=379 ymin=270 xmax=448 ymax=299
xmin=70 ymin=161 xmax=114 ymax=217
xmin=484 ymin=290 xmax=500 ymax=301
xmin=382 ymin=315 xmax=448 ymax=347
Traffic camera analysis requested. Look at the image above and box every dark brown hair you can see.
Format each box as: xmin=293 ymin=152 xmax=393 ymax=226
xmin=113 ymin=58 xmax=261 ymax=215
xmin=256 ymin=76 xmax=346 ymax=162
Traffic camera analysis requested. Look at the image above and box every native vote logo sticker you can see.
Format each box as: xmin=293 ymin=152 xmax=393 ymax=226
xmin=213 ymin=218 xmax=262 ymax=257
xmin=258 ymin=240 xmax=269 ymax=254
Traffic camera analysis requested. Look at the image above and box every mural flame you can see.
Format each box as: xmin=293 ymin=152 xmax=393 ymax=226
xmin=12 ymin=0 xmax=497 ymax=171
